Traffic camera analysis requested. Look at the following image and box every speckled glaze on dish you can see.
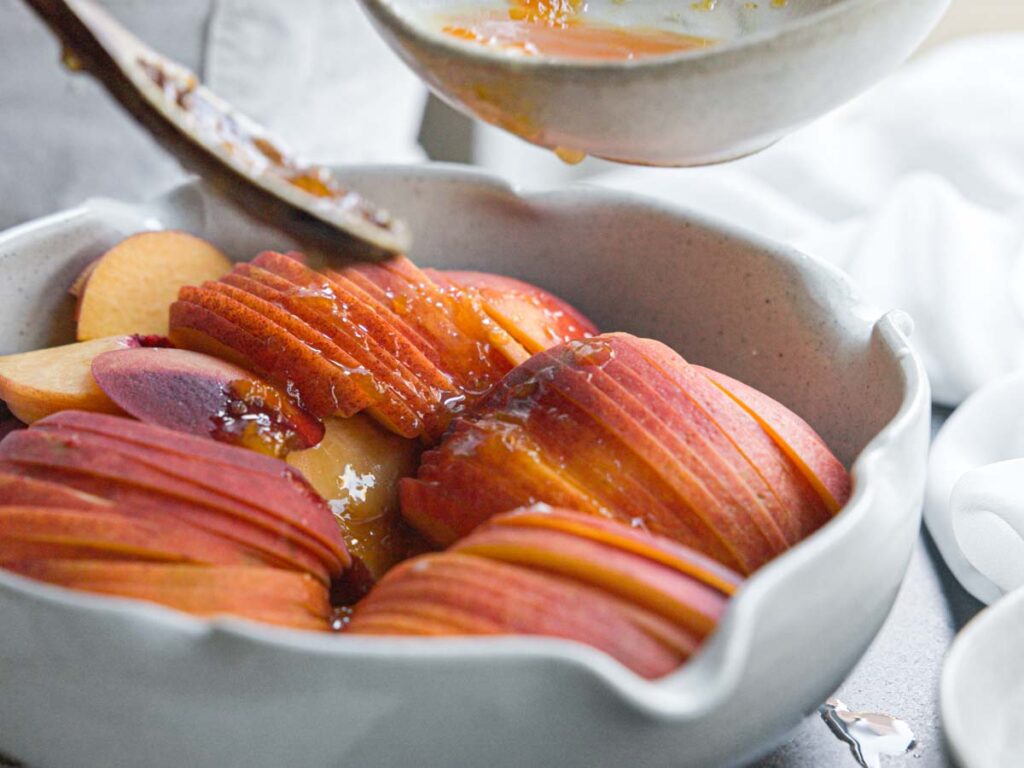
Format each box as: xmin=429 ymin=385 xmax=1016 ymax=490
xmin=359 ymin=0 xmax=950 ymax=166
xmin=0 ymin=165 xmax=929 ymax=768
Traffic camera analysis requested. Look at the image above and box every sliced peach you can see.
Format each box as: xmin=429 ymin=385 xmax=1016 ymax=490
xmin=492 ymin=506 xmax=742 ymax=596
xmin=0 ymin=461 xmax=328 ymax=581
xmin=213 ymin=264 xmax=424 ymax=438
xmin=582 ymin=337 xmax=822 ymax=545
xmin=170 ymin=289 xmax=379 ymax=420
xmin=0 ymin=335 xmax=140 ymax=423
xmin=8 ymin=427 xmax=348 ymax=574
xmin=454 ymin=517 xmax=729 ymax=634
xmin=287 ymin=415 xmax=427 ymax=579
xmin=91 ymin=346 xmax=323 ymax=456
xmin=348 ymin=552 xmax=692 ymax=679
xmin=36 ymin=410 xmax=298 ymax=478
xmin=401 ymin=334 xmax=847 ymax=573
xmin=4 ymin=560 xmax=331 ymax=630
xmin=76 ymin=231 xmax=232 ymax=340
xmin=0 ymin=472 xmax=114 ymax=511
xmin=0 ymin=506 xmax=252 ymax=565
xmin=431 ymin=269 xmax=597 ymax=353
xmin=350 ymin=508 xmax=739 ymax=678
xmin=2 ymin=414 xmax=350 ymax=582
xmin=698 ymin=366 xmax=852 ymax=512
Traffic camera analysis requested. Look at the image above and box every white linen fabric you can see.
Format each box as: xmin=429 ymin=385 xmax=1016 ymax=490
xmin=591 ymin=34 xmax=1024 ymax=409
xmin=588 ymin=34 xmax=1024 ymax=604
xmin=926 ymin=373 xmax=1024 ymax=604
xmin=0 ymin=0 xmax=426 ymax=230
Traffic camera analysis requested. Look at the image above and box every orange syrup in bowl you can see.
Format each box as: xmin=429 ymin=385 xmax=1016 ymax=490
xmin=440 ymin=1 xmax=713 ymax=61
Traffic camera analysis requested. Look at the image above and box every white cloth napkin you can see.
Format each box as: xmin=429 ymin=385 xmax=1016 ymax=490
xmin=926 ymin=374 xmax=1024 ymax=604
xmin=588 ymin=34 xmax=1024 ymax=603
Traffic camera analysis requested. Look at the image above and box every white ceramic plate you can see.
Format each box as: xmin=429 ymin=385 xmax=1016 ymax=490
xmin=0 ymin=165 xmax=929 ymax=768
xmin=360 ymin=0 xmax=950 ymax=165
xmin=942 ymin=587 xmax=1024 ymax=768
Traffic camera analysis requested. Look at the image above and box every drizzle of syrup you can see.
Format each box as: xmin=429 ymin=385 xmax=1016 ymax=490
xmin=210 ymin=379 xmax=318 ymax=458
xmin=554 ymin=146 xmax=586 ymax=165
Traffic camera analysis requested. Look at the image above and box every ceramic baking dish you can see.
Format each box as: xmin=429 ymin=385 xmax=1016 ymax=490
xmin=0 ymin=164 xmax=930 ymax=768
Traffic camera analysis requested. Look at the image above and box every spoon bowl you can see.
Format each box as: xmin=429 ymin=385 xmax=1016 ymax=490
xmin=360 ymin=0 xmax=950 ymax=166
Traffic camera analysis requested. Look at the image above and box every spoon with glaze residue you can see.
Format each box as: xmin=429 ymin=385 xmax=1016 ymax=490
xmin=23 ymin=0 xmax=411 ymax=261
xmin=359 ymin=0 xmax=950 ymax=167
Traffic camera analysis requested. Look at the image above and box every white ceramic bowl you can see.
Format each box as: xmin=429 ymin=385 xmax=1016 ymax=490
xmin=942 ymin=587 xmax=1024 ymax=768
xmin=0 ymin=165 xmax=929 ymax=768
xmin=359 ymin=0 xmax=950 ymax=166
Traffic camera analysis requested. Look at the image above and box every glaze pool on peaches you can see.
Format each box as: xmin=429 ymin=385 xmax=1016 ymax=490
xmin=0 ymin=166 xmax=929 ymax=768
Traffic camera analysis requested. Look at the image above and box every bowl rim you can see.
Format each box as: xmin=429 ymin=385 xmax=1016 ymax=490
xmin=360 ymin=0 xmax=946 ymax=73
xmin=0 ymin=162 xmax=929 ymax=722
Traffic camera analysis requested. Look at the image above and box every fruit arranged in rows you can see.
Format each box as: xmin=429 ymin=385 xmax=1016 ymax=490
xmin=0 ymin=411 xmax=348 ymax=629
xmin=401 ymin=333 xmax=850 ymax=575
xmin=168 ymin=251 xmax=597 ymax=440
xmin=348 ymin=505 xmax=741 ymax=679
xmin=0 ymin=229 xmax=854 ymax=678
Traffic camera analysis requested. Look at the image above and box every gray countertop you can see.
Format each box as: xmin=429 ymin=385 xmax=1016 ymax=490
xmin=754 ymin=531 xmax=981 ymax=767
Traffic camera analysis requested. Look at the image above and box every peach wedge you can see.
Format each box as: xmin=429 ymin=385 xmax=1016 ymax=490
xmin=75 ymin=231 xmax=232 ymax=340
xmin=91 ymin=346 xmax=323 ymax=456
xmin=0 ymin=411 xmax=351 ymax=629
xmin=0 ymin=335 xmax=145 ymax=423
xmin=400 ymin=333 xmax=850 ymax=574
xmin=169 ymin=251 xmax=597 ymax=440
xmin=348 ymin=506 xmax=740 ymax=679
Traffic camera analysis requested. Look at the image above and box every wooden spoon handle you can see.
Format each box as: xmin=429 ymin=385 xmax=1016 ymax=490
xmin=21 ymin=0 xmax=411 ymax=261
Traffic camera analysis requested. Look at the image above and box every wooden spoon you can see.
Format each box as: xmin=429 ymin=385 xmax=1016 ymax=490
xmin=24 ymin=0 xmax=411 ymax=260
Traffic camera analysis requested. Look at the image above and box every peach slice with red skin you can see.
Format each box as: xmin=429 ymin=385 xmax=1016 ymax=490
xmin=169 ymin=251 xmax=597 ymax=441
xmin=75 ymin=231 xmax=232 ymax=340
xmin=0 ymin=506 xmax=253 ymax=566
xmin=429 ymin=269 xmax=598 ymax=354
xmin=0 ymin=413 xmax=350 ymax=582
xmin=348 ymin=506 xmax=739 ymax=679
xmin=91 ymin=346 xmax=323 ymax=456
xmin=225 ymin=255 xmax=436 ymax=438
xmin=0 ymin=462 xmax=324 ymax=579
xmin=0 ymin=413 xmax=347 ymax=630
xmin=350 ymin=553 xmax=693 ymax=679
xmin=9 ymin=428 xmax=346 ymax=577
xmin=697 ymin=366 xmax=852 ymax=512
xmin=170 ymin=288 xmax=378 ymax=420
xmin=575 ymin=336 xmax=830 ymax=545
xmin=0 ymin=472 xmax=112 ymax=511
xmin=3 ymin=560 xmax=331 ymax=630
xmin=401 ymin=333 xmax=849 ymax=574
xmin=0 ymin=335 xmax=146 ymax=424
xmin=30 ymin=416 xmax=344 ymax=560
